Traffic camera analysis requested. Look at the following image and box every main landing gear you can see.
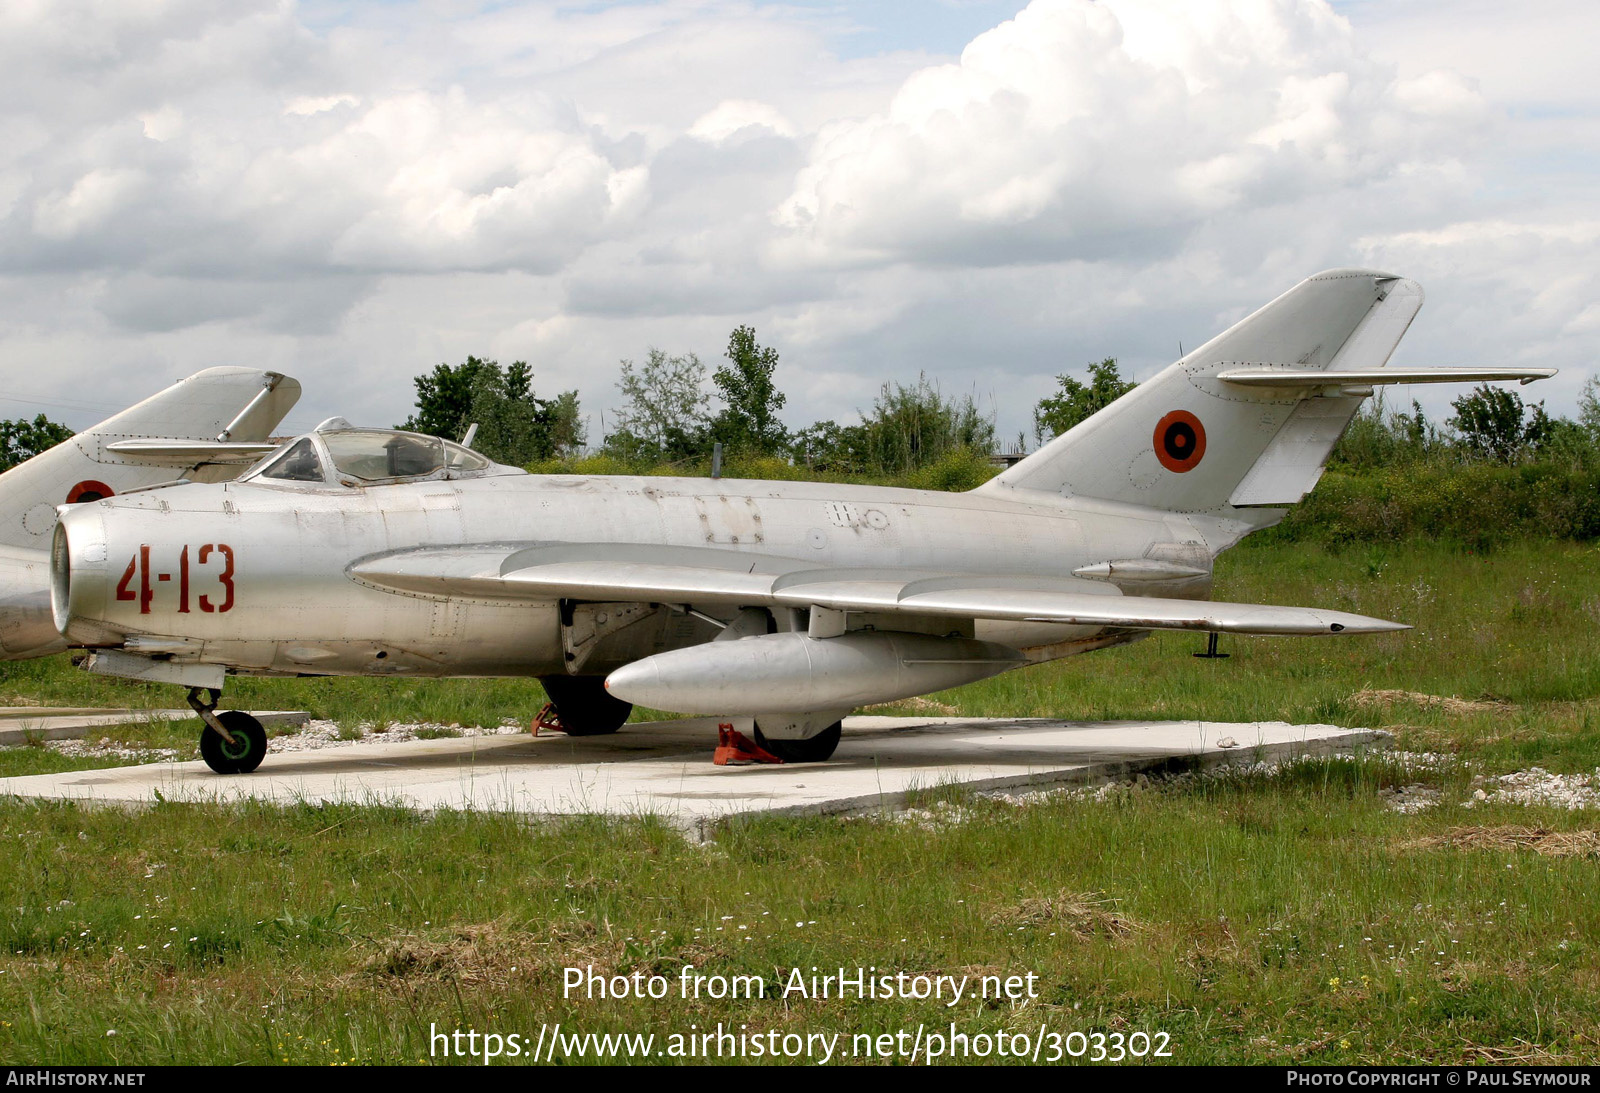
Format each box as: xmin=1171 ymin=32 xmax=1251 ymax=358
xmin=188 ymin=687 xmax=268 ymax=774
xmin=537 ymin=676 xmax=633 ymax=736
xmin=752 ymin=720 xmax=843 ymax=763
xmin=712 ymin=720 xmax=844 ymax=765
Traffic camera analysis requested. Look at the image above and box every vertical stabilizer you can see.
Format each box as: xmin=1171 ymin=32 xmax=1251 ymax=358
xmin=981 ymin=269 xmax=1420 ymax=514
xmin=0 ymin=367 xmax=301 ymax=552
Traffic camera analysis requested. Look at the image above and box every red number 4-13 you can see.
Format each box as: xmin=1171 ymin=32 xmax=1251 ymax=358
xmin=115 ymin=544 xmax=235 ymax=614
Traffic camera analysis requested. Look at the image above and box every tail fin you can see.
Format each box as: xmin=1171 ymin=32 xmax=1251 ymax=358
xmin=981 ymin=269 xmax=1423 ymax=512
xmin=0 ymin=367 xmax=301 ymax=551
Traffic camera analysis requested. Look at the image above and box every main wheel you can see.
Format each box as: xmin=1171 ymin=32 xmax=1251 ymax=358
xmin=538 ymin=676 xmax=633 ymax=736
xmin=753 ymin=720 xmax=843 ymax=763
xmin=199 ymin=711 xmax=268 ymax=774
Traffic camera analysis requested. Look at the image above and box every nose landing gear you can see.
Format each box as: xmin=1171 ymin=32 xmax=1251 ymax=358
xmin=188 ymin=687 xmax=268 ymax=774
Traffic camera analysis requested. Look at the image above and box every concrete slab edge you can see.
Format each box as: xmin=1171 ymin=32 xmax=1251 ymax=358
xmin=686 ymin=728 xmax=1393 ymax=840
xmin=0 ymin=726 xmax=1392 ymax=843
xmin=0 ymin=710 xmax=310 ymax=746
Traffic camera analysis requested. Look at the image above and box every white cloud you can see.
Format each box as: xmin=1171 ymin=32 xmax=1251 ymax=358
xmin=0 ymin=0 xmax=1592 ymax=441
xmin=1352 ymin=215 xmax=1600 ymax=415
xmin=139 ymin=105 xmax=184 ymax=141
xmin=32 ymin=167 xmax=148 ymax=239
xmin=284 ymin=94 xmax=359 ymax=117
xmin=1341 ymin=0 xmax=1600 ymax=110
xmin=773 ymin=0 xmax=1487 ymax=267
xmin=689 ymin=99 xmax=797 ymax=143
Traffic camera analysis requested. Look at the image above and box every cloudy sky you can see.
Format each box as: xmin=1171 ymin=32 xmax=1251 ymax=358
xmin=1 ymin=0 xmax=1595 ymax=445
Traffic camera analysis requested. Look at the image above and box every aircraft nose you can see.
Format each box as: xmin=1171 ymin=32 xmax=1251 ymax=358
xmin=50 ymin=509 xmax=119 ymax=644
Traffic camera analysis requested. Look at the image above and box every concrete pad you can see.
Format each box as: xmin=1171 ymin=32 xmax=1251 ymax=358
xmin=0 ymin=716 xmax=1385 ymax=837
xmin=0 ymin=707 xmax=151 ymax=720
xmin=0 ymin=709 xmax=309 ymax=745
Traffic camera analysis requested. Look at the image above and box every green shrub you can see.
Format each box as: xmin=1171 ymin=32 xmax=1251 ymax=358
xmin=905 ymin=447 xmax=1001 ymax=492
xmin=1269 ymin=463 xmax=1600 ymax=548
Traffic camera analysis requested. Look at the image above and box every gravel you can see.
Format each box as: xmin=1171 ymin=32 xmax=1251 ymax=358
xmin=1380 ymin=784 xmax=1443 ymax=814
xmin=263 ymin=719 xmax=528 ymax=753
xmin=41 ymin=718 xmax=530 ymax=762
xmin=1462 ymin=767 xmax=1600 ymax=812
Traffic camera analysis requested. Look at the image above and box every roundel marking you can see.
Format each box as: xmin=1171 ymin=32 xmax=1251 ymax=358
xmin=1153 ymin=411 xmax=1205 ymax=473
xmin=66 ymin=480 xmax=114 ymax=504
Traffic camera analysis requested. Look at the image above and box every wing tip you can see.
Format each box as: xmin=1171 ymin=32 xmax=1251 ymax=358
xmin=1333 ymin=618 xmax=1411 ymax=635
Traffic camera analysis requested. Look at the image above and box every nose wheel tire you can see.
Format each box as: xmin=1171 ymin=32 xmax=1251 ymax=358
xmin=753 ymin=720 xmax=842 ymax=763
xmin=199 ymin=711 xmax=268 ymax=774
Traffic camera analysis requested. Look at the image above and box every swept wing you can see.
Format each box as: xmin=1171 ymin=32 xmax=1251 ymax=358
xmin=349 ymin=543 xmax=1405 ymax=636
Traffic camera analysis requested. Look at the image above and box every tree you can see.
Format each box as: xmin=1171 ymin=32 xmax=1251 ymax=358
xmin=400 ymin=357 xmax=492 ymax=441
xmin=400 ymin=357 xmax=584 ymax=465
xmin=792 ymin=418 xmax=869 ymax=475
xmin=1330 ymin=395 xmax=1438 ymax=471
xmin=540 ymin=390 xmax=586 ymax=458
xmin=1033 ymin=358 xmax=1136 ymax=444
xmin=466 ymin=361 xmax=585 ymax=465
xmin=794 ymin=377 xmax=995 ymax=476
xmin=0 ymin=414 xmax=73 ymax=472
xmin=1534 ymin=416 xmax=1596 ymax=469
xmin=863 ymin=375 xmax=994 ymax=475
xmin=1448 ymin=384 xmax=1548 ymax=463
xmin=709 ymin=326 xmax=789 ymax=455
xmin=1580 ymin=376 xmax=1600 ymax=437
xmin=603 ymin=349 xmax=711 ymax=464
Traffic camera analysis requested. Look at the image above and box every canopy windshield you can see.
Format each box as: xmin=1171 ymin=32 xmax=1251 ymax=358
xmin=320 ymin=429 xmax=489 ymax=483
xmin=257 ymin=437 xmax=326 ymax=483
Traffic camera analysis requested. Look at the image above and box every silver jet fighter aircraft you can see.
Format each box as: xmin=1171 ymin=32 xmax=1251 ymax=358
xmin=0 ymin=368 xmax=300 ymax=661
xmin=49 ymin=269 xmax=1551 ymax=773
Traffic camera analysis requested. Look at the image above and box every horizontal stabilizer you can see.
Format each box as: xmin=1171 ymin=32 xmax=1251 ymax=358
xmin=101 ymin=439 xmax=283 ymax=465
xmin=349 ymin=544 xmax=1408 ymax=637
xmin=1218 ymin=366 xmax=1556 ymax=388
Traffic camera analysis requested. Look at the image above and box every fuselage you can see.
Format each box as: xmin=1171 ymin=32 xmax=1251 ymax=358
xmin=52 ymin=463 xmax=1259 ymax=679
xmin=0 ymin=546 xmax=58 ymax=658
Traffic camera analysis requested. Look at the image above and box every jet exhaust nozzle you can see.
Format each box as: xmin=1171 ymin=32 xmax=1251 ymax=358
xmin=604 ymin=630 xmax=1025 ymax=715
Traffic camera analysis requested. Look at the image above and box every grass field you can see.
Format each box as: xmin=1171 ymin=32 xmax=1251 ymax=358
xmin=0 ymin=538 xmax=1596 ymax=1065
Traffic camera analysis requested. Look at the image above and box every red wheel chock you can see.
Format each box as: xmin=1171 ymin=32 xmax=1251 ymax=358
xmin=713 ymin=722 xmax=784 ymax=765
xmin=532 ymin=703 xmax=566 ymax=736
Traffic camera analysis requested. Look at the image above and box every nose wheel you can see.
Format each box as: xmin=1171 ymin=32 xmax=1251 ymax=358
xmin=188 ymin=687 xmax=268 ymax=774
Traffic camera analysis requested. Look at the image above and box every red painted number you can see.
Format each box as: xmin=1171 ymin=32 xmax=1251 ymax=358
xmin=114 ymin=557 xmax=136 ymax=603
xmin=197 ymin=544 xmax=234 ymax=614
xmin=118 ymin=544 xmax=234 ymax=614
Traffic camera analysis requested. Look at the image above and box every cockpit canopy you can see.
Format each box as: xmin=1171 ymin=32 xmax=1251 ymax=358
xmin=247 ymin=428 xmax=494 ymax=487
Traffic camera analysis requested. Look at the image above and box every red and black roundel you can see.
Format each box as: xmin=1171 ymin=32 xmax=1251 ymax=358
xmin=1153 ymin=411 xmax=1206 ymax=473
xmin=66 ymin=480 xmax=114 ymax=504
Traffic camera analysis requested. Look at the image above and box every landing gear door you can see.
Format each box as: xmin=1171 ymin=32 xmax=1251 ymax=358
xmin=561 ymin=601 xmax=657 ymax=674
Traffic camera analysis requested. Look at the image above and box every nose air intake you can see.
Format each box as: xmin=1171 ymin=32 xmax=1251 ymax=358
xmin=50 ymin=515 xmax=123 ymax=646
xmin=49 ymin=523 xmax=71 ymax=636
